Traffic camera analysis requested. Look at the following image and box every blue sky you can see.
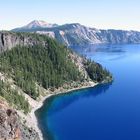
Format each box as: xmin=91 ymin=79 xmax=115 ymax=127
xmin=1 ymin=0 xmax=140 ymax=30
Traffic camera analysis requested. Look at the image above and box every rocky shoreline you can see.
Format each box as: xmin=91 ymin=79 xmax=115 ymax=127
xmin=30 ymin=81 xmax=98 ymax=140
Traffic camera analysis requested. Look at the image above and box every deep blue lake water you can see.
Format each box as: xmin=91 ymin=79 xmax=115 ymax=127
xmin=36 ymin=44 xmax=140 ymax=140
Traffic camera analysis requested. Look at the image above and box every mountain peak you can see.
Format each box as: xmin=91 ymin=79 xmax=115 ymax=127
xmin=13 ymin=20 xmax=58 ymax=31
xmin=26 ymin=20 xmax=51 ymax=28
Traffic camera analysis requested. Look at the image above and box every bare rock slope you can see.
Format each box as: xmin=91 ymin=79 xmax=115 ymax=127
xmin=0 ymin=98 xmax=39 ymax=140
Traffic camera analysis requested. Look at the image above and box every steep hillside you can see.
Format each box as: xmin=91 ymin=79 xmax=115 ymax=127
xmin=12 ymin=21 xmax=140 ymax=46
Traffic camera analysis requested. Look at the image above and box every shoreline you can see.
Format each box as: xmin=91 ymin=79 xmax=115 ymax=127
xmin=31 ymin=81 xmax=98 ymax=140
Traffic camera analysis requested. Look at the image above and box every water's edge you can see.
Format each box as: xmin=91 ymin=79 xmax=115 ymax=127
xmin=34 ymin=82 xmax=100 ymax=140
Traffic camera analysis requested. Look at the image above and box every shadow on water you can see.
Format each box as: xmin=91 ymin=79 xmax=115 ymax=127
xmin=35 ymin=82 xmax=113 ymax=140
xmin=71 ymin=44 xmax=126 ymax=55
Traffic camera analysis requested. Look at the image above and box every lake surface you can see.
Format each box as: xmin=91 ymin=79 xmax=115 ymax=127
xmin=36 ymin=44 xmax=140 ymax=140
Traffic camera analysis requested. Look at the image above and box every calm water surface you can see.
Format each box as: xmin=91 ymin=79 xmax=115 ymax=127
xmin=36 ymin=44 xmax=140 ymax=140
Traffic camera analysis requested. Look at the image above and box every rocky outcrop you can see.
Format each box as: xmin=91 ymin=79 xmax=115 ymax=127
xmin=12 ymin=21 xmax=140 ymax=46
xmin=0 ymin=99 xmax=39 ymax=140
xmin=0 ymin=31 xmax=48 ymax=52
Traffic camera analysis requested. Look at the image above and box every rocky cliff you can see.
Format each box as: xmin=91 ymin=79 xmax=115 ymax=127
xmin=0 ymin=31 xmax=49 ymax=52
xmin=0 ymin=98 xmax=39 ymax=140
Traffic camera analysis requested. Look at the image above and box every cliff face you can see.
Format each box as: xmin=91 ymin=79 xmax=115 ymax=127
xmin=98 ymin=29 xmax=140 ymax=44
xmin=12 ymin=22 xmax=140 ymax=46
xmin=0 ymin=99 xmax=39 ymax=140
xmin=0 ymin=32 xmax=48 ymax=52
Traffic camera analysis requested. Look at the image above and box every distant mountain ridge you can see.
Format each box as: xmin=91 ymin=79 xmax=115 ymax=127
xmin=12 ymin=20 xmax=140 ymax=46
